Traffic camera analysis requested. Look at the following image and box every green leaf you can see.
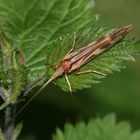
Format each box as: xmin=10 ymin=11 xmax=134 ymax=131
xmin=46 ymin=27 xmax=137 ymax=92
xmin=0 ymin=29 xmax=28 ymax=106
xmin=0 ymin=0 xmax=97 ymax=82
xmin=0 ymin=128 xmax=4 ymax=140
xmin=52 ymin=114 xmax=140 ymax=140
xmin=13 ymin=123 xmax=23 ymax=140
xmin=0 ymin=0 xmax=137 ymax=92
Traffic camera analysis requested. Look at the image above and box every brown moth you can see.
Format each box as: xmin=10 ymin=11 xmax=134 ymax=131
xmin=41 ymin=24 xmax=132 ymax=91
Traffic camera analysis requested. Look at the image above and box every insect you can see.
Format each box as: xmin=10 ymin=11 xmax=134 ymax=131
xmin=16 ymin=24 xmax=132 ymax=116
xmin=40 ymin=24 xmax=132 ymax=92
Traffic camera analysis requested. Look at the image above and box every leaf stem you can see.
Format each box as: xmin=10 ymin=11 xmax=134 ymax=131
xmin=4 ymin=105 xmax=16 ymax=140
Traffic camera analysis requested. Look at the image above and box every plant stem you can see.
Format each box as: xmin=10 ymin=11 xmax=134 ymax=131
xmin=4 ymin=105 xmax=16 ymax=140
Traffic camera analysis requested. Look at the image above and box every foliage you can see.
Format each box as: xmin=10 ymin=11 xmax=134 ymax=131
xmin=0 ymin=0 xmax=137 ymax=93
xmin=0 ymin=128 xmax=4 ymax=140
xmin=53 ymin=114 xmax=140 ymax=140
xmin=0 ymin=0 xmax=97 ymax=83
xmin=0 ymin=0 xmax=139 ymax=139
xmin=46 ymin=28 xmax=136 ymax=92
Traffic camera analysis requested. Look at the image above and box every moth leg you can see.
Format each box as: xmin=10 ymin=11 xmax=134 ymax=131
xmin=76 ymin=70 xmax=107 ymax=77
xmin=64 ymin=73 xmax=72 ymax=94
xmin=50 ymin=64 xmax=57 ymax=69
xmin=65 ymin=32 xmax=77 ymax=57
xmin=45 ymin=58 xmax=57 ymax=70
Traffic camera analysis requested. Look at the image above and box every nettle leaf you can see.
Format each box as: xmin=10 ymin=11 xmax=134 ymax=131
xmin=13 ymin=123 xmax=23 ymax=140
xmin=52 ymin=114 xmax=140 ymax=140
xmin=0 ymin=0 xmax=97 ymax=82
xmin=46 ymin=27 xmax=136 ymax=92
xmin=0 ymin=0 xmax=137 ymax=92
xmin=0 ymin=127 xmax=4 ymax=140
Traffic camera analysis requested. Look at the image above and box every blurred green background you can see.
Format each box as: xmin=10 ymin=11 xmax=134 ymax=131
xmin=19 ymin=0 xmax=140 ymax=139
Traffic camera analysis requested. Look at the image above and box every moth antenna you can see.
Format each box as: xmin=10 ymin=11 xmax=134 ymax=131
xmin=15 ymin=73 xmax=59 ymax=117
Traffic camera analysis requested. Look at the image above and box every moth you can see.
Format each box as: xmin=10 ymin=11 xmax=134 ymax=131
xmin=16 ymin=25 xmax=132 ymax=116
xmin=43 ymin=24 xmax=132 ymax=91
